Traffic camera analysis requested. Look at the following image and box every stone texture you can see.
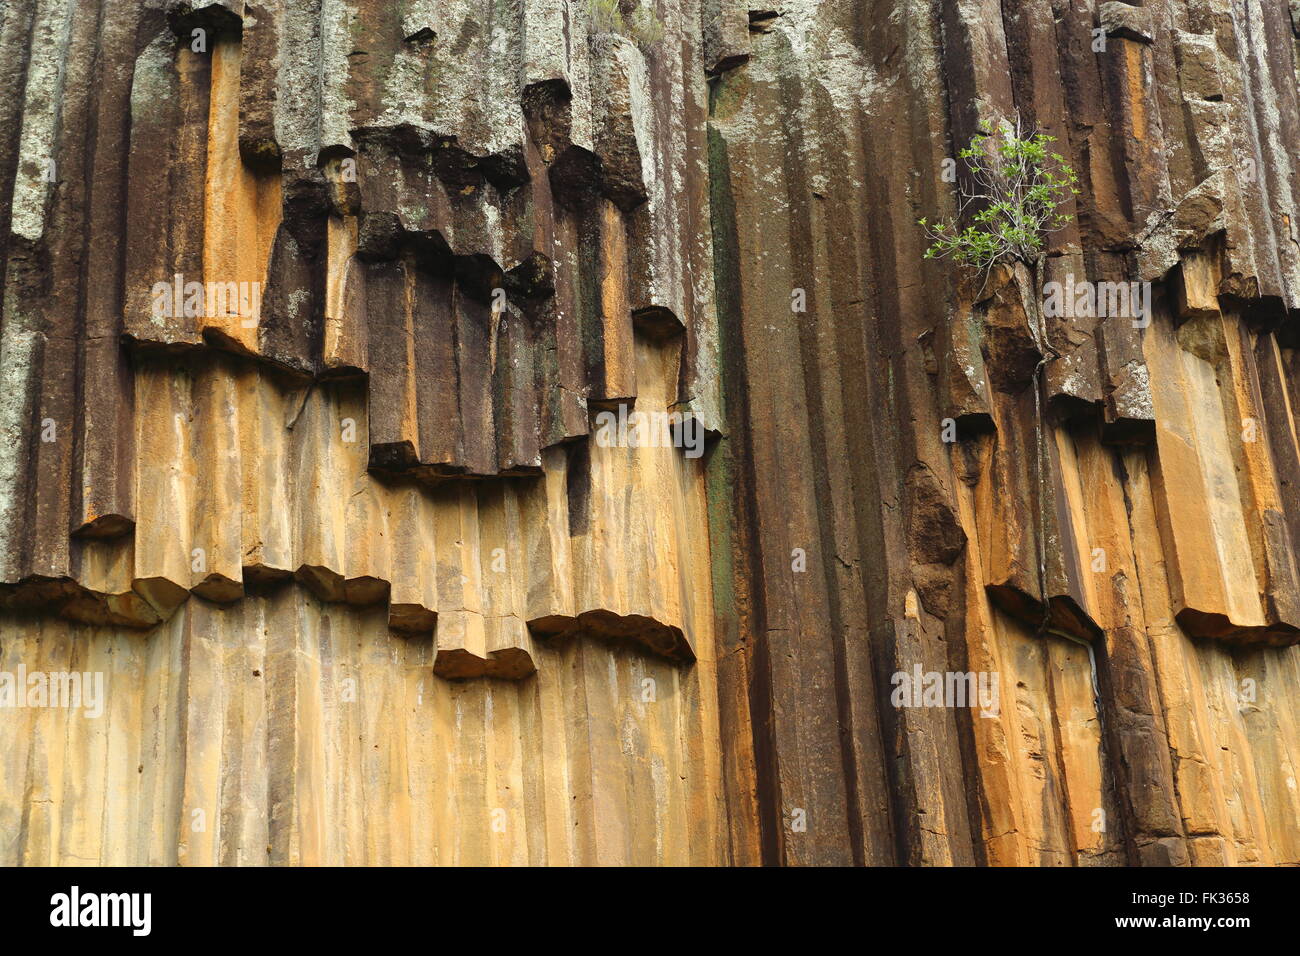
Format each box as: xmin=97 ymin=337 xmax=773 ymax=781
xmin=0 ymin=0 xmax=1298 ymax=867
xmin=1099 ymin=2 xmax=1154 ymax=45
xmin=705 ymin=0 xmax=1300 ymax=866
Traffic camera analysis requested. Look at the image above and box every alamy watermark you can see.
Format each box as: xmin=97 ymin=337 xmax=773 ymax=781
xmin=593 ymin=405 xmax=705 ymax=459
xmin=0 ymin=666 xmax=104 ymax=718
xmin=1042 ymin=274 xmax=1151 ymax=328
xmin=50 ymin=887 xmax=150 ymax=936
xmin=891 ymin=665 xmax=1000 ymax=719
xmin=150 ymin=273 xmax=261 ymax=328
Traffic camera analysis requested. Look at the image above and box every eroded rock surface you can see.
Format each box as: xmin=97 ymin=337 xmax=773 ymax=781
xmin=0 ymin=0 xmax=1297 ymax=866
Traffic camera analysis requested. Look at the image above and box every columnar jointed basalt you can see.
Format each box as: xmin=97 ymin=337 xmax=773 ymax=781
xmin=0 ymin=0 xmax=1298 ymax=866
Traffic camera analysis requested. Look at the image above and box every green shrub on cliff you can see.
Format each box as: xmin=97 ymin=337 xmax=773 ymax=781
xmin=919 ymin=116 xmax=1080 ymax=275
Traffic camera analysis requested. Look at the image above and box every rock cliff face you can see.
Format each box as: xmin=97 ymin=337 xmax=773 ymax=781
xmin=0 ymin=0 xmax=1297 ymax=865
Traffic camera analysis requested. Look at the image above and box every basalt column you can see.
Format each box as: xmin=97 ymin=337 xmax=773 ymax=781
xmin=707 ymin=0 xmax=1300 ymax=866
xmin=1 ymin=0 xmax=1298 ymax=867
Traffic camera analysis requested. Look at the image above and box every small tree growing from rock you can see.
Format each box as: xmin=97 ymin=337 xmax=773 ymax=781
xmin=918 ymin=114 xmax=1079 ymax=281
xmin=919 ymin=114 xmax=1081 ymax=639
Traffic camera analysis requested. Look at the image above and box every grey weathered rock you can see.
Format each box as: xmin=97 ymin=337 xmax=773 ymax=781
xmin=1099 ymin=1 xmax=1155 ymax=44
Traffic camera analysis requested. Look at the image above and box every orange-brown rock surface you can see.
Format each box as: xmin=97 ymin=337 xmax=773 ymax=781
xmin=0 ymin=0 xmax=1297 ymax=866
